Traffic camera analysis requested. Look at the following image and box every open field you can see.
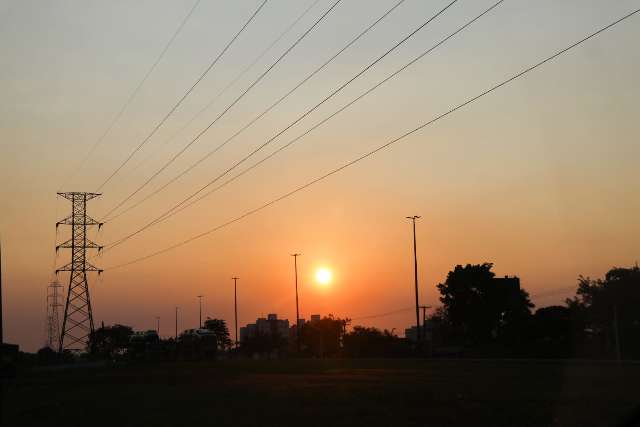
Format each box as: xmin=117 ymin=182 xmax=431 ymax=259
xmin=3 ymin=359 xmax=640 ymax=426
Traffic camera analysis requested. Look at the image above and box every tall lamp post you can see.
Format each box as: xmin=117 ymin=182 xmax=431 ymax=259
xmin=0 ymin=238 xmax=3 ymax=345
xmin=232 ymin=277 xmax=239 ymax=348
xmin=419 ymin=305 xmax=431 ymax=341
xmin=291 ymin=253 xmax=301 ymax=352
xmin=175 ymin=307 xmax=178 ymax=340
xmin=407 ymin=215 xmax=421 ymax=342
xmin=197 ymin=295 xmax=204 ymax=328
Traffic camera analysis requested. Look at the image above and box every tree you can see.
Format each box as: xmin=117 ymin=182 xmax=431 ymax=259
xmin=567 ymin=266 xmax=640 ymax=358
xmin=530 ymin=306 xmax=574 ymax=357
xmin=203 ymin=318 xmax=232 ymax=350
xmin=36 ymin=346 xmax=59 ymax=364
xmin=436 ymin=263 xmax=533 ymax=346
xmin=299 ymin=315 xmax=347 ymax=357
xmin=89 ymin=324 xmax=133 ymax=358
xmin=342 ymin=326 xmax=410 ymax=358
xmin=240 ymin=330 xmax=287 ymax=356
xmin=426 ymin=307 xmax=455 ymax=348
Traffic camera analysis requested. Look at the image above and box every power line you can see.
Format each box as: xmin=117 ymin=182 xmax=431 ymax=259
xmin=349 ymin=286 xmax=579 ymax=322
xmin=101 ymin=0 xmax=457 ymax=249
xmin=352 ymin=307 xmax=414 ymax=321
xmin=104 ymin=7 xmax=639 ymax=270
xmin=120 ymin=0 xmax=322 ymax=183
xmin=136 ymin=0 xmax=504 ymax=232
xmin=58 ymin=0 xmax=202 ymax=192
xmin=95 ymin=0 xmax=269 ymax=192
xmin=104 ymin=0 xmax=405 ymax=222
xmin=100 ymin=0 xmax=343 ymax=217
xmin=530 ymin=286 xmax=576 ymax=300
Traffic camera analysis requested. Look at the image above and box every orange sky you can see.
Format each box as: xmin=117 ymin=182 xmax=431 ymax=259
xmin=0 ymin=0 xmax=638 ymax=351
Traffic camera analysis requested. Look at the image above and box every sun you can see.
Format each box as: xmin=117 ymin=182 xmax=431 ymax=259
xmin=315 ymin=267 xmax=332 ymax=286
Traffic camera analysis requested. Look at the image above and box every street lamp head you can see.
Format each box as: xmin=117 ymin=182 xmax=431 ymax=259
xmin=291 ymin=253 xmax=301 ymax=257
xmin=406 ymin=215 xmax=421 ymax=220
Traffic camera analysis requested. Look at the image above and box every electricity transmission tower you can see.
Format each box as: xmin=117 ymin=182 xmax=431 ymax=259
xmin=55 ymin=192 xmax=103 ymax=352
xmin=46 ymin=279 xmax=63 ymax=349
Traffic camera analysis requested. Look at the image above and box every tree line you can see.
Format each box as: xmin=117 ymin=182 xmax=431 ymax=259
xmin=34 ymin=263 xmax=640 ymax=362
xmin=240 ymin=263 xmax=640 ymax=359
xmin=431 ymin=263 xmax=640 ymax=359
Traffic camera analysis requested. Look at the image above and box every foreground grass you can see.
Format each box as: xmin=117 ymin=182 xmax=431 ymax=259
xmin=3 ymin=358 xmax=639 ymax=426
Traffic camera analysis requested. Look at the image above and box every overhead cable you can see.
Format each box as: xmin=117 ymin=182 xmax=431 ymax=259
xmin=105 ymin=7 xmax=639 ymax=269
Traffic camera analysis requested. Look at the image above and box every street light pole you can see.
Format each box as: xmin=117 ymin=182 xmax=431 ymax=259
xmin=156 ymin=316 xmax=160 ymax=335
xmin=197 ymin=295 xmax=204 ymax=328
xmin=613 ymin=305 xmax=621 ymax=363
xmin=0 ymin=238 xmax=3 ymax=345
xmin=407 ymin=215 xmax=421 ymax=342
xmin=232 ymin=277 xmax=239 ymax=348
xmin=291 ymin=253 xmax=301 ymax=352
xmin=175 ymin=307 xmax=178 ymax=340
xmin=419 ymin=305 xmax=431 ymax=341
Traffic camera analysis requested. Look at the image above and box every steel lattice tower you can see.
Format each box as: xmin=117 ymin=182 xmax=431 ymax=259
xmin=46 ymin=279 xmax=63 ymax=349
xmin=56 ymin=192 xmax=103 ymax=352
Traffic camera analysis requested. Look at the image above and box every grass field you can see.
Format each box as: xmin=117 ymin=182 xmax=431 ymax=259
xmin=3 ymin=358 xmax=639 ymax=426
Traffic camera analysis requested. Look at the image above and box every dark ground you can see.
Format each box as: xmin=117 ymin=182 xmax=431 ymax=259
xmin=2 ymin=358 xmax=639 ymax=427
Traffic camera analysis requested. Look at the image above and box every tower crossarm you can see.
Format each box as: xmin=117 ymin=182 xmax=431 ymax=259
xmin=56 ymin=238 xmax=103 ymax=252
xmin=56 ymin=261 xmax=103 ymax=274
xmin=57 ymin=192 xmax=101 ymax=201
xmin=56 ymin=214 xmax=103 ymax=228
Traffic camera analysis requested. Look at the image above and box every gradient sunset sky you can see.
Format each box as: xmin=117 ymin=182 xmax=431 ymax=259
xmin=1 ymin=0 xmax=638 ymax=351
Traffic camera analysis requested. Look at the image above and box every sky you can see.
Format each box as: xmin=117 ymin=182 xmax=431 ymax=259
xmin=0 ymin=0 xmax=638 ymax=352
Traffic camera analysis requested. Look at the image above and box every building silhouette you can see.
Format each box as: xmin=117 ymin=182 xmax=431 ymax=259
xmin=239 ymin=314 xmax=289 ymax=343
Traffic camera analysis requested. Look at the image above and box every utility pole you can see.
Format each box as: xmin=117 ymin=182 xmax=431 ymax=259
xmin=56 ymin=192 xmax=103 ymax=352
xmin=197 ymin=295 xmax=204 ymax=328
xmin=232 ymin=277 xmax=239 ymax=348
xmin=613 ymin=305 xmax=621 ymax=363
xmin=175 ymin=307 xmax=178 ymax=340
xmin=291 ymin=253 xmax=301 ymax=352
xmin=406 ymin=215 xmax=421 ymax=342
xmin=0 ymin=238 xmax=3 ymax=344
xmin=419 ymin=305 xmax=431 ymax=342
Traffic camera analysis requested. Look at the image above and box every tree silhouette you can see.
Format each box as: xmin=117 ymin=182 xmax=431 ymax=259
xmin=567 ymin=265 xmax=640 ymax=358
xmin=240 ymin=330 xmax=287 ymax=356
xmin=36 ymin=346 xmax=59 ymax=364
xmin=299 ymin=315 xmax=346 ymax=357
xmin=342 ymin=326 xmax=409 ymax=358
xmin=203 ymin=318 xmax=232 ymax=350
xmin=88 ymin=324 xmax=133 ymax=358
xmin=437 ymin=263 xmax=533 ymax=346
xmin=530 ymin=306 xmax=574 ymax=357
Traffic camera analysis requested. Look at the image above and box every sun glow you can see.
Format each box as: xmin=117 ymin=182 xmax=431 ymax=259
xmin=315 ymin=267 xmax=332 ymax=286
